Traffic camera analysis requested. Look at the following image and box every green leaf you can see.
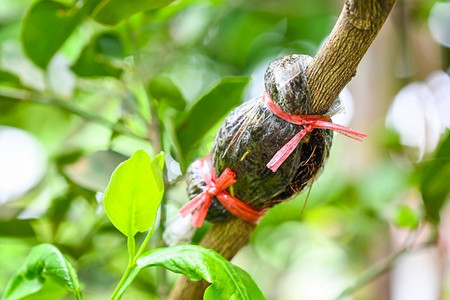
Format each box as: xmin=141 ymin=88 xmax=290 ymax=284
xmin=419 ymin=131 xmax=450 ymax=223
xmin=0 ymin=219 xmax=35 ymax=237
xmin=95 ymin=32 xmax=124 ymax=58
xmin=151 ymin=152 xmax=166 ymax=192
xmin=63 ymin=150 xmax=128 ymax=192
xmin=394 ymin=205 xmax=419 ymax=229
xmin=21 ymin=0 xmax=85 ymax=69
xmin=117 ymin=245 xmax=265 ymax=300
xmin=2 ymin=244 xmax=82 ymax=300
xmin=91 ymin=0 xmax=175 ymax=26
xmin=71 ymin=33 xmax=123 ymax=78
xmin=148 ymin=75 xmax=186 ymax=110
xmin=0 ymin=70 xmax=22 ymax=87
xmin=176 ymin=76 xmax=249 ymax=156
xmin=103 ymin=150 xmax=165 ymax=237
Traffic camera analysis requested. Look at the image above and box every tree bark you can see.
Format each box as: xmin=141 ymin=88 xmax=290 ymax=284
xmin=169 ymin=0 xmax=397 ymax=298
xmin=307 ymin=0 xmax=397 ymax=114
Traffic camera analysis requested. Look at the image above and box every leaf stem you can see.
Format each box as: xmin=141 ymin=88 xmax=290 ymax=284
xmin=110 ymin=226 xmax=155 ymax=300
xmin=135 ymin=225 xmax=155 ymax=260
xmin=110 ymin=235 xmax=136 ymax=300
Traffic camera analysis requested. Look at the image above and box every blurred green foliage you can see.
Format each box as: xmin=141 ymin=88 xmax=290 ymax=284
xmin=2 ymin=243 xmax=82 ymax=300
xmin=0 ymin=0 xmax=448 ymax=299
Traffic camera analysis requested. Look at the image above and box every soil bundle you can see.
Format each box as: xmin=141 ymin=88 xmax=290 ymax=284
xmin=181 ymin=54 xmax=366 ymax=227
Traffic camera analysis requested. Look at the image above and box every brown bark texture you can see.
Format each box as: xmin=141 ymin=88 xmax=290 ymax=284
xmin=168 ymin=0 xmax=397 ymax=299
xmin=307 ymin=0 xmax=397 ymax=114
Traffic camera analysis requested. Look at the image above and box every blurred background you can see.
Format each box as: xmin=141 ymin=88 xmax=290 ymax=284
xmin=0 ymin=0 xmax=449 ymax=299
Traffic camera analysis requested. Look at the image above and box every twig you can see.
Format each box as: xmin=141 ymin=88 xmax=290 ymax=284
xmin=335 ymin=240 xmax=434 ymax=300
xmin=0 ymin=87 xmax=148 ymax=141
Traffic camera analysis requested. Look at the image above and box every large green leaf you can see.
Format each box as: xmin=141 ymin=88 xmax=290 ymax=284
xmin=117 ymin=245 xmax=265 ymax=300
xmin=21 ymin=1 xmax=85 ymax=69
xmin=103 ymin=150 xmax=165 ymax=237
xmin=71 ymin=32 xmax=123 ymax=78
xmin=176 ymin=76 xmax=249 ymax=156
xmin=420 ymin=131 xmax=450 ymax=223
xmin=90 ymin=0 xmax=175 ymax=26
xmin=148 ymin=75 xmax=186 ymax=110
xmin=2 ymin=244 xmax=82 ymax=300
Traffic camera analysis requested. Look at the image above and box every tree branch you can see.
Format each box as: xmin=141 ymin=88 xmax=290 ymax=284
xmin=169 ymin=0 xmax=397 ymax=298
xmin=335 ymin=239 xmax=434 ymax=300
xmin=307 ymin=0 xmax=397 ymax=114
xmin=0 ymin=87 xmax=148 ymax=141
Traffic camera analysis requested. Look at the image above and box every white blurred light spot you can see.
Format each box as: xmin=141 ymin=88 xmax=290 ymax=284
xmin=331 ymin=87 xmax=354 ymax=126
xmin=428 ymin=2 xmax=450 ymax=48
xmin=166 ymin=155 xmax=182 ymax=182
xmin=386 ymin=72 xmax=449 ymax=160
xmin=170 ymin=3 xmax=212 ymax=46
xmin=48 ymin=54 xmax=76 ymax=98
xmin=0 ymin=40 xmax=45 ymax=91
xmin=163 ymin=213 xmax=195 ymax=246
xmin=427 ymin=71 xmax=450 ymax=128
xmin=391 ymin=247 xmax=440 ymax=300
xmin=0 ymin=126 xmax=46 ymax=204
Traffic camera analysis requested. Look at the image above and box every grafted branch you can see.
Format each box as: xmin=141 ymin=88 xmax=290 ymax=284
xmin=169 ymin=0 xmax=397 ymax=298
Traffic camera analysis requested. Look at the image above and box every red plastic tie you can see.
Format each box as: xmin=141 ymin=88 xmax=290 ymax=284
xmin=179 ymin=155 xmax=267 ymax=227
xmin=262 ymin=92 xmax=367 ymax=172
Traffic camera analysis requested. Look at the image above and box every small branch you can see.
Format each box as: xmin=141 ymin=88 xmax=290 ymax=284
xmin=306 ymin=0 xmax=397 ymax=114
xmin=0 ymin=87 xmax=148 ymax=141
xmin=110 ymin=235 xmax=136 ymax=300
xmin=335 ymin=240 xmax=434 ymax=300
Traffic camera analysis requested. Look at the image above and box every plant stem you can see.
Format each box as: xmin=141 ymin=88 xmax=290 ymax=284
xmin=128 ymin=235 xmax=136 ymax=264
xmin=110 ymin=226 xmax=155 ymax=300
xmin=135 ymin=225 xmax=155 ymax=260
xmin=0 ymin=87 xmax=148 ymax=141
xmin=110 ymin=235 xmax=136 ymax=300
xmin=125 ymin=19 xmax=170 ymax=299
xmin=334 ymin=240 xmax=434 ymax=300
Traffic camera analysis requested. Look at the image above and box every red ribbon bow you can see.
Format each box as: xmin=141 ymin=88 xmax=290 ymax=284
xmin=179 ymin=155 xmax=266 ymax=227
xmin=262 ymin=92 xmax=367 ymax=172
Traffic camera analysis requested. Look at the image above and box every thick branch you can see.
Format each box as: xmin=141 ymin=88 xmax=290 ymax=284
xmin=307 ymin=0 xmax=397 ymax=114
xmin=170 ymin=0 xmax=397 ymax=298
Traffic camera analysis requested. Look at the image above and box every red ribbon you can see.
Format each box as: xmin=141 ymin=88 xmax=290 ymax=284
xmin=262 ymin=92 xmax=367 ymax=172
xmin=179 ymin=155 xmax=267 ymax=227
